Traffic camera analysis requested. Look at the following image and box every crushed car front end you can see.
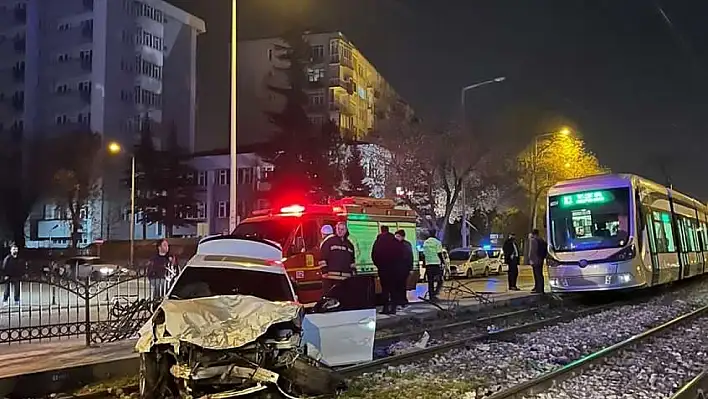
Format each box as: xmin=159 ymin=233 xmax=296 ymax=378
xmin=137 ymin=295 xmax=344 ymax=398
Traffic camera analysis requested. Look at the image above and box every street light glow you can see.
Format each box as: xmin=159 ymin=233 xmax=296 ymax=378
xmin=493 ymin=76 xmax=506 ymax=82
xmin=107 ymin=142 xmax=122 ymax=154
xmin=559 ymin=127 xmax=572 ymax=135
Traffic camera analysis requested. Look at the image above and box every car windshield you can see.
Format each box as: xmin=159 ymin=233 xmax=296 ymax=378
xmin=548 ymin=187 xmax=631 ymax=252
xmin=448 ymin=250 xmax=469 ymax=261
xmin=232 ymin=219 xmax=298 ymax=247
xmin=169 ymin=266 xmax=294 ymax=302
xmin=485 ymin=250 xmax=501 ymax=258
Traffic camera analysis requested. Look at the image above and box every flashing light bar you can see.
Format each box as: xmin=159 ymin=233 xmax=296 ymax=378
xmin=482 ymin=244 xmax=492 ymax=250
xmin=280 ymin=205 xmax=306 ymax=214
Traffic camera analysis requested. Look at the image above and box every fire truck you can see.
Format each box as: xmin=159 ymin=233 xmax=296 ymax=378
xmin=232 ymin=197 xmax=420 ymax=305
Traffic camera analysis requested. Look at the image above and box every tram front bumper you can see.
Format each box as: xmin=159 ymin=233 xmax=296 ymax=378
xmin=549 ymin=272 xmax=644 ymax=292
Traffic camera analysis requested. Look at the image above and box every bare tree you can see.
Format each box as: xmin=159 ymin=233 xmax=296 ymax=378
xmin=372 ymin=103 xmax=500 ymax=241
xmin=49 ymin=130 xmax=102 ymax=248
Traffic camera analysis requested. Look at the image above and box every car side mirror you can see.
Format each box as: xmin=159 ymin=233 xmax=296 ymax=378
xmin=313 ymin=297 xmax=341 ymax=313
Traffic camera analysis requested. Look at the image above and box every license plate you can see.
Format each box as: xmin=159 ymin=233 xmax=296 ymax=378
xmin=296 ymin=271 xmax=304 ymax=279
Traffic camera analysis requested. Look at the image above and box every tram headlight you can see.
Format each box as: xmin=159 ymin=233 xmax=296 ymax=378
xmin=618 ymin=273 xmax=632 ymax=283
xmin=606 ymin=244 xmax=636 ymax=262
xmin=549 ymin=278 xmax=559 ymax=287
xmin=547 ymin=256 xmax=560 ymax=267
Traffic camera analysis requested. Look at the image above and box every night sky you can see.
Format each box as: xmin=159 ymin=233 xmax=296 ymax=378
xmin=168 ymin=0 xmax=708 ymax=199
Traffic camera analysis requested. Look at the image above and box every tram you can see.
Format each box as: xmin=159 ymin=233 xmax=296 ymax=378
xmin=546 ymin=174 xmax=708 ymax=292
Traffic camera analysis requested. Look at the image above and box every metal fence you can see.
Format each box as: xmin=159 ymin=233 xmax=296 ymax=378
xmin=0 ymin=270 xmax=159 ymax=345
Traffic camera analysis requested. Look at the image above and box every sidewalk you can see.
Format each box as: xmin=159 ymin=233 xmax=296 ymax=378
xmin=0 ymin=276 xmax=545 ymax=397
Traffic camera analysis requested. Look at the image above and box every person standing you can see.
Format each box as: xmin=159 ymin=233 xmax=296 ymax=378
xmin=320 ymin=222 xmax=357 ymax=309
xmin=529 ymin=229 xmax=548 ymax=294
xmin=372 ymin=225 xmax=401 ymax=314
xmin=2 ymin=244 xmax=23 ymax=306
xmin=148 ymin=239 xmax=171 ymax=302
xmin=502 ymin=233 xmax=520 ymax=291
xmin=422 ymin=229 xmax=444 ymax=301
xmin=395 ymin=229 xmax=414 ymax=308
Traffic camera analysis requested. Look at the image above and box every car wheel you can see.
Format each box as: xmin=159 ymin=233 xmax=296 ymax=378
xmin=140 ymin=352 xmax=177 ymax=399
xmin=466 ymin=268 xmax=474 ymax=279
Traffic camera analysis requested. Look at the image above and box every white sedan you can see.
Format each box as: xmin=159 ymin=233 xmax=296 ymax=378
xmin=447 ymin=247 xmax=508 ymax=278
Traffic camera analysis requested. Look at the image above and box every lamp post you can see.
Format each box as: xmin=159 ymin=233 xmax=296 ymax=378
xmin=229 ymin=0 xmax=238 ymax=233
xmin=107 ymin=142 xmax=135 ymax=267
xmin=459 ymin=76 xmax=505 ymax=248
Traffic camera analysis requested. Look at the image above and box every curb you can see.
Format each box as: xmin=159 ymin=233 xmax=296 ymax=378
xmin=0 ymin=294 xmax=543 ymax=397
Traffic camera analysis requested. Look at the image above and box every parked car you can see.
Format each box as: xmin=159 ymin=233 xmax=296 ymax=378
xmin=446 ymin=247 xmax=501 ymax=278
xmin=59 ymin=256 xmax=126 ymax=280
xmin=484 ymin=248 xmax=508 ymax=275
xmin=137 ymin=236 xmax=376 ymax=398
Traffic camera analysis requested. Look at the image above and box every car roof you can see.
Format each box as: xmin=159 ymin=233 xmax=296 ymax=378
xmin=188 ymin=237 xmax=287 ymax=276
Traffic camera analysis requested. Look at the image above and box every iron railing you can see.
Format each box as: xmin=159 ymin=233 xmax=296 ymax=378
xmin=0 ymin=269 xmax=160 ymax=345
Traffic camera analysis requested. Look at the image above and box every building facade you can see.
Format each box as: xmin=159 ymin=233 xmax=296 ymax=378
xmin=238 ymin=31 xmax=403 ymax=144
xmin=0 ymin=0 xmax=205 ymax=248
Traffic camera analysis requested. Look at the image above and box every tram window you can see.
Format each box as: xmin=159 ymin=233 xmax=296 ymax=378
xmin=701 ymin=223 xmax=708 ymax=251
xmin=652 ymin=211 xmax=676 ymax=253
xmin=646 ymin=213 xmax=658 ymax=254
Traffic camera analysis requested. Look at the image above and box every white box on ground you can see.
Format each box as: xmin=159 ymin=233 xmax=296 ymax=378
xmin=302 ymin=309 xmax=376 ymax=367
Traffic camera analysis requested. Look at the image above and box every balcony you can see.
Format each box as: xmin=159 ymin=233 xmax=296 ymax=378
xmin=13 ymin=6 xmax=26 ymax=24
xmin=328 ymin=100 xmax=354 ymax=115
xmin=329 ymin=78 xmax=355 ymax=94
xmin=11 ymin=94 xmax=23 ymax=112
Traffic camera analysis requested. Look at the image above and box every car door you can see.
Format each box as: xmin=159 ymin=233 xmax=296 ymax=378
xmin=301 ymin=308 xmax=376 ymax=366
xmin=470 ymin=249 xmax=488 ymax=275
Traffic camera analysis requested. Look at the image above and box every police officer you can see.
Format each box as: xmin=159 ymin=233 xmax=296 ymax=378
xmin=319 ymin=222 xmax=357 ymax=309
xmin=422 ymin=229 xmax=444 ymax=301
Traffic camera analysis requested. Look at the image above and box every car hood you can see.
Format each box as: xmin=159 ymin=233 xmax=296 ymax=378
xmin=136 ymin=294 xmax=302 ymax=353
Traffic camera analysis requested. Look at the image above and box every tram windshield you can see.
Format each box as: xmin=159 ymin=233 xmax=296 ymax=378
xmin=548 ymin=187 xmax=631 ymax=252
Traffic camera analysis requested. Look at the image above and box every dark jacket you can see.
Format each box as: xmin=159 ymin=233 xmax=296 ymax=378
xmin=320 ymin=235 xmax=356 ymax=274
xmin=401 ymin=240 xmax=414 ymax=272
xmin=371 ymin=232 xmax=404 ymax=275
xmin=502 ymin=238 xmax=519 ymax=264
xmin=2 ymin=255 xmax=23 ymax=278
xmin=529 ymin=236 xmax=548 ymax=265
xmin=147 ymin=254 xmax=170 ymax=279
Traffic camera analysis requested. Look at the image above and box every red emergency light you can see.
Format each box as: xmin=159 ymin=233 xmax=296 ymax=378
xmin=280 ymin=205 xmax=306 ymax=214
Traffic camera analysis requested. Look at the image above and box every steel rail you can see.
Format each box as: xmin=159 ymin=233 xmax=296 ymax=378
xmin=483 ymin=304 xmax=708 ymax=399
xmin=338 ymin=303 xmax=615 ymax=377
xmin=670 ymin=370 xmax=708 ymax=399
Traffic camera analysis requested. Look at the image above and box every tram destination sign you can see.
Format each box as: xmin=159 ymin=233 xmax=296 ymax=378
xmin=560 ymin=190 xmax=613 ymax=208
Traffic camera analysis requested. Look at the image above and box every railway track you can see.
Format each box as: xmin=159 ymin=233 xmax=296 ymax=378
xmin=481 ymin=304 xmax=708 ymax=399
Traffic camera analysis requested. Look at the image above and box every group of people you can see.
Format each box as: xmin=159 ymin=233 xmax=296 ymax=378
xmin=502 ymin=229 xmax=548 ymax=294
xmin=371 ymin=226 xmax=416 ymax=314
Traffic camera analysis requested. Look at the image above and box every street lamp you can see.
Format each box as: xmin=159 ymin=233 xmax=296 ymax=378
xmin=229 ymin=0 xmax=238 ymax=233
xmin=459 ymin=76 xmax=506 ymax=248
xmin=107 ymin=141 xmax=135 ymax=267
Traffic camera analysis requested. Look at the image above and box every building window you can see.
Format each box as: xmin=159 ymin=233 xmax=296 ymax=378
xmin=197 ymin=171 xmax=207 ymax=186
xmin=237 ymin=168 xmax=254 ymax=185
xmin=78 ymin=113 xmax=91 ymax=125
xmin=134 ymin=86 xmax=162 ymax=107
xmin=218 ymin=169 xmax=229 ymax=186
xmin=267 ymin=48 xmax=273 ymax=61
xmin=58 ymin=23 xmax=71 ymax=31
xmin=57 ymin=53 xmax=70 ymax=63
xmin=217 ymin=201 xmax=229 ymax=218
xmin=311 ymin=45 xmax=324 ymax=62
xmin=78 ymin=81 xmax=91 ymax=93
xmin=55 ymin=115 xmax=68 ymax=125
xmin=79 ymin=49 xmax=92 ymax=63
xmin=196 ymin=202 xmax=206 ymax=219
xmin=329 ymin=39 xmax=339 ymax=63
xmin=56 ymin=84 xmax=69 ymax=94
xmin=309 ymin=92 xmax=324 ymax=106
xmin=308 ymin=115 xmax=325 ymax=126
xmin=307 ymin=67 xmax=325 ymax=83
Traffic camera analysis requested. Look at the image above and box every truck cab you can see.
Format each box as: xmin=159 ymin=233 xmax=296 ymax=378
xmin=232 ymin=197 xmax=420 ymax=306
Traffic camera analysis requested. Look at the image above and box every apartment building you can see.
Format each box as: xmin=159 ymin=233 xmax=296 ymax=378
xmin=238 ymin=30 xmax=404 ymax=143
xmin=0 ymin=0 xmax=205 ymax=248
xmin=183 ymin=149 xmax=273 ymax=237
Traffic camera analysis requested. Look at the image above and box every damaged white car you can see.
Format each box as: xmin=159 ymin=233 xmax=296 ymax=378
xmin=136 ymin=236 xmax=377 ymax=398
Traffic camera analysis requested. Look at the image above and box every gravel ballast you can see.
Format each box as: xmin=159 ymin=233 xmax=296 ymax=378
xmin=340 ymin=282 xmax=708 ymax=398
